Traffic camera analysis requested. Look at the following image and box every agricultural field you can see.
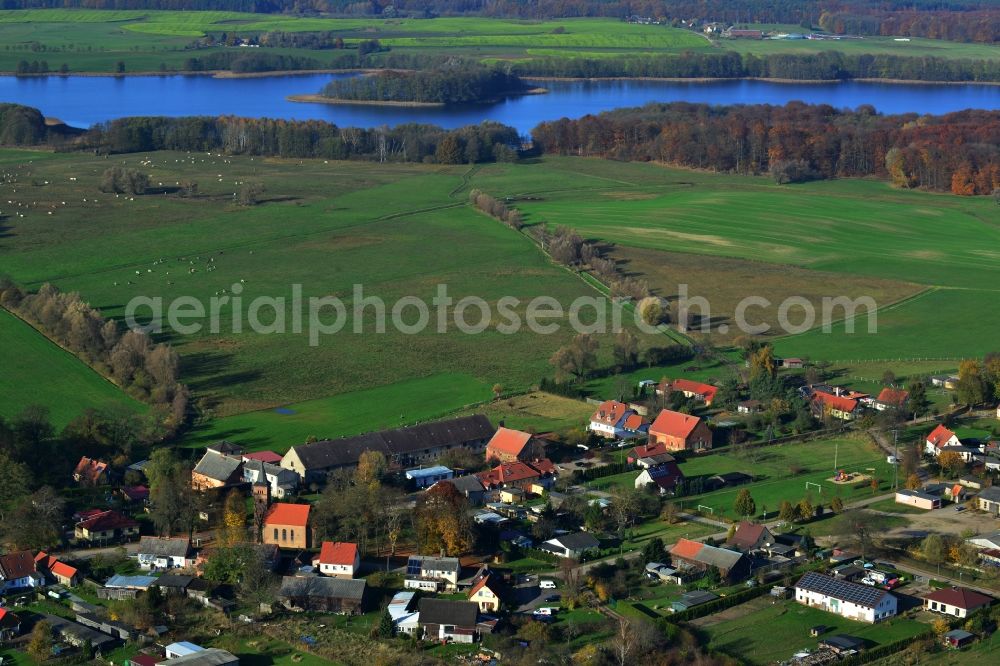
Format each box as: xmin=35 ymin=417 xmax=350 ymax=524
xmin=0 ymin=307 xmax=143 ymax=427
xmin=699 ymin=596 xmax=929 ymax=665
xmin=0 ymin=10 xmax=995 ymax=74
xmin=471 ymin=157 xmax=1000 ymax=361
xmin=0 ymin=150 xmax=673 ymax=430
xmin=588 ymin=435 xmax=896 ymax=521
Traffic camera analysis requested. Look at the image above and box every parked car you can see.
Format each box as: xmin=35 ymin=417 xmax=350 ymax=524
xmin=539 ymin=580 xmax=557 ymax=589
xmin=545 ymin=594 xmax=561 ymax=602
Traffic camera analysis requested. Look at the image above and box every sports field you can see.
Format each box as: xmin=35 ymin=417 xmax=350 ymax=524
xmin=0 ymin=308 xmax=143 ymax=427
xmin=0 ymin=11 xmax=995 ymax=74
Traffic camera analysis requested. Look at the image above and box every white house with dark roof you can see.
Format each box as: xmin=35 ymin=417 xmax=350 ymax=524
xmin=795 ymin=572 xmax=897 ymax=623
xmin=404 ymin=555 xmax=461 ymax=592
xmin=540 ymin=532 xmax=600 ymax=559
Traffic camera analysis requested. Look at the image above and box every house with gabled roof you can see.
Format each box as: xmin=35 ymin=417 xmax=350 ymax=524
xmin=811 ymin=391 xmax=860 ymax=421
xmin=0 ymin=551 xmax=43 ymax=592
xmin=871 ymin=388 xmax=909 ymax=412
xmin=468 ymin=569 xmax=504 ymax=612
xmin=588 ymin=400 xmax=637 ymax=439
xmin=73 ymin=456 xmax=112 ymax=486
xmin=0 ymin=608 xmax=22 ymax=640
xmin=540 ymin=532 xmax=600 ymax=559
xmin=486 ymin=427 xmax=542 ymax=463
xmin=795 ymin=572 xmax=897 ymax=623
xmin=726 ymin=522 xmax=775 ymax=553
xmin=75 ymin=510 xmax=139 ymax=544
xmin=418 ymin=598 xmax=481 ymax=643
xmin=648 ymin=410 xmax=712 ymax=452
xmin=35 ymin=552 xmax=80 ymax=587
xmin=659 ymin=379 xmax=719 ymax=406
xmin=242 ymin=458 xmax=299 ymax=498
xmin=476 ymin=459 xmax=556 ymax=493
xmin=138 ymin=536 xmax=195 ymax=571
xmin=634 ymin=461 xmax=684 ymax=495
xmin=279 ymin=576 xmax=367 ymax=614
xmin=923 ymin=587 xmax=993 ymax=618
xmin=926 ymin=424 xmax=961 ymax=457
xmin=404 ymin=555 xmax=461 ymax=592
xmin=191 ymin=450 xmax=245 ymax=491
xmin=979 ymin=487 xmax=1000 ymax=515
xmin=312 ymin=541 xmax=360 ymax=578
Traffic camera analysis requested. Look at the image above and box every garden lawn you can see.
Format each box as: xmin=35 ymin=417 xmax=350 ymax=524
xmin=453 ymin=390 xmax=595 ymax=434
xmin=703 ymin=597 xmax=929 ymax=664
xmin=0 ymin=307 xmax=143 ymax=427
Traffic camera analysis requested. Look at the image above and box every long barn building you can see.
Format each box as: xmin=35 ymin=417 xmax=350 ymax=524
xmin=280 ymin=415 xmax=494 ymax=483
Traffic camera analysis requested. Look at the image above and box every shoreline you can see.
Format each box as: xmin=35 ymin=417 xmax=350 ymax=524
xmin=1 ymin=70 xmax=998 ymax=86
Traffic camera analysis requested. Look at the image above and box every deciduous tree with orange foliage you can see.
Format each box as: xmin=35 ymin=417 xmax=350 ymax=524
xmin=415 ymin=480 xmax=472 ymax=556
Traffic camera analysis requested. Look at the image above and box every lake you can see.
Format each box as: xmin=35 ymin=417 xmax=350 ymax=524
xmin=1 ymin=73 xmax=997 ymax=135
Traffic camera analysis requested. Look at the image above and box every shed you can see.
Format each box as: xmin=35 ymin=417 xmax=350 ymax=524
xmin=944 ymin=629 xmax=975 ymax=648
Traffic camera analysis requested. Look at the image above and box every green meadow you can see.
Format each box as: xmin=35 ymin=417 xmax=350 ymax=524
xmin=0 ymin=10 xmax=994 ymax=74
xmin=471 ymin=157 xmax=1000 ymax=361
xmin=0 ymin=308 xmax=142 ymax=427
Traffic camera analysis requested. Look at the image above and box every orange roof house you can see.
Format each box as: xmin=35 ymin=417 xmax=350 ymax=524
xmin=875 ymin=388 xmax=909 ymax=410
xmin=34 ymin=552 xmax=80 ymax=587
xmin=263 ymin=502 xmax=311 ymax=549
xmin=925 ymin=424 xmax=961 ymax=455
xmin=476 ymin=459 xmax=556 ymax=491
xmin=811 ymin=391 xmax=859 ymax=420
xmin=648 ymin=410 xmax=712 ymax=452
xmin=659 ymin=379 xmax=719 ymax=406
xmin=313 ymin=541 xmax=360 ymax=578
xmin=485 ymin=427 xmax=541 ymax=463
xmin=73 ymin=457 xmax=111 ymax=486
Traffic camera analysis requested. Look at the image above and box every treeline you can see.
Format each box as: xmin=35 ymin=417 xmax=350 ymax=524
xmin=321 ymin=67 xmax=529 ymax=104
xmin=511 ymin=50 xmax=1000 ymax=83
xmin=532 ymin=102 xmax=1000 ymax=195
xmin=0 ymin=280 xmax=189 ymax=436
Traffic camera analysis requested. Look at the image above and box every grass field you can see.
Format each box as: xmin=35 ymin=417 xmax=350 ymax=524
xmin=588 ymin=435 xmax=895 ymax=521
xmin=471 ymin=157 xmax=1000 ymax=360
xmin=701 ymin=597 xmax=929 ymax=665
xmin=0 ymin=10 xmax=994 ymax=74
xmin=0 ymin=307 xmax=143 ymax=427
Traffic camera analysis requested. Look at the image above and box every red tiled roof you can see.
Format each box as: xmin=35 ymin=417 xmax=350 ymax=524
xmin=73 ymin=456 xmax=109 ymax=484
xmin=77 ymin=510 xmax=138 ymax=533
xmin=630 ymin=441 xmax=670 ymax=459
xmin=35 ymin=551 xmax=76 ymax=579
xmin=590 ymin=400 xmax=632 ymax=426
xmin=668 ymin=379 xmax=719 ymax=403
xmin=486 ymin=427 xmax=533 ymax=457
xmin=528 ymin=458 xmax=556 ymax=475
xmin=477 ymin=461 xmax=542 ymax=487
xmin=264 ymin=502 xmax=311 ymax=527
xmin=670 ymin=538 xmax=704 ymax=560
xmin=812 ymin=391 xmax=858 ymax=414
xmin=877 ymin=388 xmax=909 ymax=407
xmin=315 ymin=541 xmax=358 ymax=567
xmin=623 ymin=413 xmax=647 ymax=431
xmin=0 ymin=607 xmax=20 ymax=627
xmin=469 ymin=574 xmax=501 ymax=599
xmin=727 ymin=522 xmax=767 ymax=550
xmin=51 ymin=560 xmax=78 ymax=580
xmin=923 ymin=586 xmax=994 ymax=610
xmin=927 ymin=424 xmax=958 ymax=448
xmin=121 ymin=485 xmax=149 ymax=501
xmin=649 ymin=410 xmax=704 ymax=439
xmin=243 ymin=451 xmax=284 ymax=464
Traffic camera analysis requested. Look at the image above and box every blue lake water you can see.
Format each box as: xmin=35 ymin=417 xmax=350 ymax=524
xmin=0 ymin=73 xmax=997 ymax=135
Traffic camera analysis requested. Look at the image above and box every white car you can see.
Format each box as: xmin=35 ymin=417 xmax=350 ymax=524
xmin=539 ymin=580 xmax=557 ymax=589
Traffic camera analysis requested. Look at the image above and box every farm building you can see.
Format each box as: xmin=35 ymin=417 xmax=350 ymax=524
xmin=647 ymin=410 xmax=713 ymax=452
xmin=405 ymin=465 xmax=454 ymax=489
xmin=978 ymin=487 xmax=1000 ymax=515
xmin=794 ymin=572 xmax=897 ymax=623
xmin=671 ymin=590 xmax=718 ymax=612
xmin=669 ymin=539 xmax=751 ymax=583
xmin=278 ymin=576 xmax=367 ymax=614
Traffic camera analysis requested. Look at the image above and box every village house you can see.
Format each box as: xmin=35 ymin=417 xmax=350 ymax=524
xmin=191 ymin=450 xmax=245 ymax=491
xmin=434 ymin=475 xmax=486 ymax=506
xmin=794 ymin=572 xmax=897 ymax=623
xmin=634 ymin=460 xmax=685 ymax=494
xmin=870 ymin=388 xmax=909 ymax=412
xmin=540 ymin=532 xmax=601 ymax=559
xmin=73 ymin=456 xmax=113 ymax=486
xmin=405 ymin=465 xmax=454 ymax=489
xmin=476 ymin=459 xmax=556 ymax=493
xmin=726 ymin=522 xmax=776 ymax=553
xmin=242 ymin=450 xmax=283 ymax=465
xmin=922 ymin=587 xmax=993 ymax=618
xmin=485 ymin=426 xmax=544 ymax=463
xmin=418 ymin=598 xmax=481 ymax=643
xmin=137 ymin=536 xmax=195 ymax=570
xmin=737 ymin=400 xmax=763 ymax=414
xmin=0 ymin=608 xmax=22 ymax=641
xmin=978 ymin=488 xmax=1000 ymax=515
xmin=588 ymin=400 xmax=637 ymax=438
xmin=811 ymin=391 xmax=860 ymax=421
xmin=658 ymin=379 xmax=719 ymax=406
xmin=74 ymin=510 xmax=139 ymax=544
xmin=627 ymin=441 xmax=677 ymax=468
xmin=468 ymin=569 xmax=503 ymax=612
xmin=279 ymin=575 xmax=367 ymax=614
xmin=926 ymin=424 xmax=961 ymax=456
xmin=0 ymin=551 xmax=42 ymax=593
xmin=241 ymin=458 xmax=299 ymax=498
xmin=387 ymin=590 xmax=420 ymax=635
xmin=312 ymin=541 xmax=360 ymax=578
xmin=405 ymin=555 xmax=461 ymax=592
xmin=669 ymin=538 xmax=751 ymax=583
xmin=118 ymin=485 xmax=150 ymax=506
xmin=281 ymin=414 xmax=494 ymax=482
xmin=263 ymin=502 xmax=311 ymax=549
xmin=647 ymin=410 xmax=713 ymax=452
xmin=35 ymin=552 xmax=80 ymax=587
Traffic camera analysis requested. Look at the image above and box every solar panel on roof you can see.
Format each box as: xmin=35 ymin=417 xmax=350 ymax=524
xmin=797 ymin=572 xmax=885 ymax=608
xmin=406 ymin=557 xmax=422 ymax=576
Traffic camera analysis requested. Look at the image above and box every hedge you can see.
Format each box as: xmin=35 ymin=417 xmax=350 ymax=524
xmin=838 ymin=628 xmax=934 ymax=666
xmin=660 ymin=583 xmax=770 ymax=624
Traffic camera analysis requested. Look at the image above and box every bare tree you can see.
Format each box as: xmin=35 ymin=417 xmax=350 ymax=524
xmin=612 ymin=615 xmax=637 ymax=666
